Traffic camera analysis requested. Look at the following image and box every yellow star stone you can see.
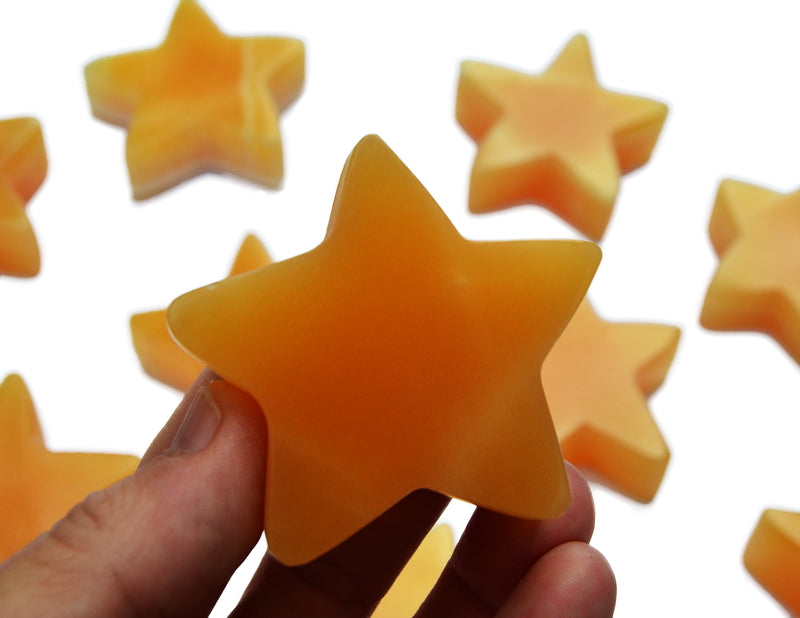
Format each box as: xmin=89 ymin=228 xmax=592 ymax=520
xmin=0 ymin=374 xmax=139 ymax=560
xmin=167 ymin=135 xmax=600 ymax=565
xmin=84 ymin=0 xmax=304 ymax=199
xmin=701 ymin=179 xmax=800 ymax=364
xmin=0 ymin=117 xmax=47 ymax=277
xmin=745 ymin=508 xmax=800 ymax=615
xmin=130 ymin=234 xmax=273 ymax=392
xmin=373 ymin=525 xmax=454 ymax=617
xmin=543 ymin=300 xmax=679 ymax=502
xmin=457 ymin=34 xmax=667 ymax=240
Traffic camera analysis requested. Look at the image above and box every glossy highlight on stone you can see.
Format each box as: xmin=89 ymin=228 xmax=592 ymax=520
xmin=456 ymin=34 xmax=667 ymax=241
xmin=701 ymin=179 xmax=800 ymax=365
xmin=543 ymin=300 xmax=679 ymax=502
xmin=167 ymin=134 xmax=601 ymax=565
xmin=0 ymin=374 xmax=139 ymax=561
xmin=84 ymin=0 xmax=304 ymax=199
xmin=0 ymin=117 xmax=47 ymax=277
xmin=744 ymin=508 xmax=800 ymax=615
xmin=130 ymin=234 xmax=272 ymax=392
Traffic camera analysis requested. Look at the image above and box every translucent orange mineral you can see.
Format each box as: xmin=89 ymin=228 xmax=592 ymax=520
xmin=701 ymin=179 xmax=800 ymax=365
xmin=456 ymin=34 xmax=667 ymax=241
xmin=84 ymin=0 xmax=304 ymax=199
xmin=0 ymin=374 xmax=139 ymax=561
xmin=130 ymin=234 xmax=272 ymax=392
xmin=542 ymin=300 xmax=679 ymax=502
xmin=0 ymin=117 xmax=47 ymax=277
xmin=167 ymin=134 xmax=601 ymax=565
xmin=744 ymin=508 xmax=800 ymax=615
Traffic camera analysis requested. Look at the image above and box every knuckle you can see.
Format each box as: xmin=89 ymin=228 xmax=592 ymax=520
xmin=48 ymin=485 xmax=121 ymax=556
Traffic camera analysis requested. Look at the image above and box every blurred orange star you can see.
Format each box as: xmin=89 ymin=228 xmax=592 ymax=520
xmin=167 ymin=135 xmax=600 ymax=564
xmin=543 ymin=300 xmax=679 ymax=502
xmin=85 ymin=0 xmax=304 ymax=199
xmin=701 ymin=179 xmax=800 ymax=364
xmin=131 ymin=234 xmax=273 ymax=392
xmin=457 ymin=34 xmax=667 ymax=240
xmin=0 ymin=117 xmax=47 ymax=277
xmin=745 ymin=508 xmax=800 ymax=615
xmin=0 ymin=374 xmax=139 ymax=560
xmin=373 ymin=525 xmax=454 ymax=617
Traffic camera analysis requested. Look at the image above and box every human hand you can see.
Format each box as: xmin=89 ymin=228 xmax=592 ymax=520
xmin=0 ymin=372 xmax=616 ymax=616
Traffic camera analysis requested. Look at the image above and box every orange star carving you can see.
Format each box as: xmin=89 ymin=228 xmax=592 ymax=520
xmin=84 ymin=0 xmax=304 ymax=200
xmin=745 ymin=508 xmax=800 ymax=615
xmin=542 ymin=300 xmax=679 ymax=502
xmin=0 ymin=374 xmax=139 ymax=560
xmin=167 ymin=135 xmax=601 ymax=564
xmin=131 ymin=234 xmax=273 ymax=392
xmin=0 ymin=117 xmax=47 ymax=277
xmin=456 ymin=34 xmax=667 ymax=240
xmin=701 ymin=179 xmax=800 ymax=364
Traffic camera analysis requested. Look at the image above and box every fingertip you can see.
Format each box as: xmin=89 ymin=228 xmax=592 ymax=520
xmin=141 ymin=368 xmax=218 ymax=464
xmin=496 ymin=542 xmax=616 ymax=618
xmin=563 ymin=461 xmax=596 ymax=543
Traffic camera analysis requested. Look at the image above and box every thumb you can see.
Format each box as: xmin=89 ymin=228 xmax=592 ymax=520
xmin=0 ymin=378 xmax=268 ymax=617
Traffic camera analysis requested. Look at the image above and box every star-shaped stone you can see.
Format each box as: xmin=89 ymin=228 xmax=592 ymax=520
xmin=372 ymin=524 xmax=454 ymax=617
xmin=744 ymin=508 xmax=800 ymax=615
xmin=456 ymin=34 xmax=667 ymax=241
xmin=0 ymin=374 xmax=139 ymax=560
xmin=542 ymin=300 xmax=679 ymax=502
xmin=0 ymin=117 xmax=47 ymax=277
xmin=167 ymin=135 xmax=601 ymax=564
xmin=84 ymin=0 xmax=304 ymax=200
xmin=131 ymin=234 xmax=273 ymax=392
xmin=700 ymin=179 xmax=800 ymax=364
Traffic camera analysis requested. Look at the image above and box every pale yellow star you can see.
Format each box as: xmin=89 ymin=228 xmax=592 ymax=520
xmin=543 ymin=300 xmax=679 ymax=502
xmin=701 ymin=179 xmax=800 ymax=364
xmin=0 ymin=117 xmax=47 ymax=277
xmin=0 ymin=374 xmax=139 ymax=560
xmin=457 ymin=34 xmax=667 ymax=240
xmin=85 ymin=0 xmax=304 ymax=199
xmin=745 ymin=508 xmax=800 ymax=615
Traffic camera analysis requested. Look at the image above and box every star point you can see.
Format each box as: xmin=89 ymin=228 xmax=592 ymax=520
xmin=457 ymin=34 xmax=667 ymax=240
xmin=542 ymin=300 xmax=679 ymax=502
xmin=130 ymin=234 xmax=273 ymax=392
xmin=168 ymin=134 xmax=601 ymax=564
xmin=701 ymin=180 xmax=800 ymax=364
xmin=0 ymin=117 xmax=47 ymax=277
xmin=0 ymin=374 xmax=139 ymax=560
xmin=745 ymin=508 xmax=800 ymax=615
xmin=84 ymin=0 xmax=304 ymax=199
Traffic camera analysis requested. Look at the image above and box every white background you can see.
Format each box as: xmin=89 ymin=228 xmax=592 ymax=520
xmin=2 ymin=0 xmax=800 ymax=615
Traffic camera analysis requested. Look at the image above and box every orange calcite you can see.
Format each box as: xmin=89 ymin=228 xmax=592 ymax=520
xmin=373 ymin=525 xmax=454 ymax=617
xmin=84 ymin=0 xmax=304 ymax=200
xmin=744 ymin=509 xmax=800 ymax=615
xmin=0 ymin=374 xmax=139 ymax=561
xmin=167 ymin=135 xmax=601 ymax=565
xmin=0 ymin=117 xmax=47 ymax=277
xmin=542 ymin=300 xmax=679 ymax=502
xmin=131 ymin=234 xmax=272 ymax=392
xmin=701 ymin=179 xmax=800 ymax=364
xmin=456 ymin=34 xmax=667 ymax=241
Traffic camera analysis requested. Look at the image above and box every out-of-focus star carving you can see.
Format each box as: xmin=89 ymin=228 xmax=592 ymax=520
xmin=457 ymin=34 xmax=667 ymax=240
xmin=85 ymin=0 xmax=304 ymax=199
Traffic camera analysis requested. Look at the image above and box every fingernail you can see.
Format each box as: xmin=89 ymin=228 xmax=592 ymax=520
xmin=169 ymin=384 xmax=221 ymax=454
